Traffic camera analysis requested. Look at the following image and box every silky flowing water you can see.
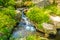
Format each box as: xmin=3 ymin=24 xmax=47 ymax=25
xmin=10 ymin=9 xmax=36 ymax=40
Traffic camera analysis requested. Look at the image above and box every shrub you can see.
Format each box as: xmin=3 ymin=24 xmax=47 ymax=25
xmin=0 ymin=6 xmax=16 ymax=19
xmin=0 ymin=13 xmax=16 ymax=40
xmin=0 ymin=0 xmax=15 ymax=7
xmin=0 ymin=0 xmax=17 ymax=40
xmin=0 ymin=6 xmax=17 ymax=40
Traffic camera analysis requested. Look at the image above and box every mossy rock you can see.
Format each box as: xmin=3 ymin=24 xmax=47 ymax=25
xmin=0 ymin=6 xmax=17 ymax=39
xmin=26 ymin=7 xmax=50 ymax=30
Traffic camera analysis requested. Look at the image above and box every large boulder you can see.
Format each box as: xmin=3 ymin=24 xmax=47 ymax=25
xmin=42 ymin=23 xmax=57 ymax=34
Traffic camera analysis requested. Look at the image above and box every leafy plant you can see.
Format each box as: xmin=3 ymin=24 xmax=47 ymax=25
xmin=0 ymin=13 xmax=16 ymax=39
xmin=0 ymin=6 xmax=16 ymax=19
xmin=0 ymin=0 xmax=17 ymax=40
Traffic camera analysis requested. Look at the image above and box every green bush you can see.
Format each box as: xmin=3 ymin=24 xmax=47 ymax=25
xmin=26 ymin=35 xmax=36 ymax=40
xmin=0 ymin=0 xmax=15 ymax=7
xmin=0 ymin=6 xmax=16 ymax=19
xmin=0 ymin=6 xmax=17 ymax=40
xmin=26 ymin=7 xmax=50 ymax=29
xmin=0 ymin=0 xmax=17 ymax=40
xmin=44 ymin=5 xmax=59 ymax=16
xmin=0 ymin=13 xmax=16 ymax=40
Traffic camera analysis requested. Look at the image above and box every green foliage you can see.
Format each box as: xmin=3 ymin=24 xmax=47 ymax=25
xmin=26 ymin=35 xmax=36 ymax=40
xmin=0 ymin=0 xmax=17 ymax=40
xmin=0 ymin=6 xmax=16 ymax=19
xmin=57 ymin=9 xmax=60 ymax=16
xmin=26 ymin=7 xmax=50 ymax=29
xmin=24 ymin=1 xmax=35 ymax=8
xmin=44 ymin=4 xmax=59 ymax=16
xmin=0 ymin=0 xmax=15 ymax=7
xmin=0 ymin=13 xmax=16 ymax=39
xmin=26 ymin=35 xmax=48 ymax=40
xmin=6 ymin=0 xmax=15 ymax=6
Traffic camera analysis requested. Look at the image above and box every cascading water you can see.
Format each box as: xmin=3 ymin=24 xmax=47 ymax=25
xmin=10 ymin=9 xmax=36 ymax=40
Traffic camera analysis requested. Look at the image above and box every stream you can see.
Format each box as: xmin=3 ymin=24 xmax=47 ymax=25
xmin=10 ymin=9 xmax=36 ymax=40
xmin=9 ymin=8 xmax=60 ymax=40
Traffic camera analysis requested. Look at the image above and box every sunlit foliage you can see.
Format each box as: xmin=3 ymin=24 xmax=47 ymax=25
xmin=26 ymin=7 xmax=50 ymax=29
xmin=0 ymin=0 xmax=15 ymax=7
xmin=0 ymin=0 xmax=16 ymax=40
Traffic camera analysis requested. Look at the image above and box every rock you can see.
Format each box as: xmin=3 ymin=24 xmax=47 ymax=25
xmin=42 ymin=23 xmax=57 ymax=34
xmin=56 ymin=22 xmax=60 ymax=28
xmin=15 ymin=9 xmax=21 ymax=21
xmin=50 ymin=16 xmax=60 ymax=22
xmin=50 ymin=16 xmax=60 ymax=29
xmin=16 ymin=10 xmax=20 ymax=13
xmin=42 ymin=23 xmax=54 ymax=30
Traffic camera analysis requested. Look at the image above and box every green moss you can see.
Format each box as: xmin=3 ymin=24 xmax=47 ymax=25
xmin=0 ymin=6 xmax=17 ymax=40
xmin=26 ymin=7 xmax=50 ymax=29
xmin=1 ymin=6 xmax=16 ymax=19
xmin=56 ymin=8 xmax=60 ymax=16
xmin=26 ymin=35 xmax=36 ymax=40
xmin=44 ymin=5 xmax=60 ymax=16
xmin=0 ymin=0 xmax=17 ymax=40
xmin=0 ymin=0 xmax=15 ymax=7
xmin=26 ymin=35 xmax=48 ymax=40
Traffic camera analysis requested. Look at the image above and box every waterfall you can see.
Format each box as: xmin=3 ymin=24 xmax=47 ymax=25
xmin=10 ymin=9 xmax=36 ymax=40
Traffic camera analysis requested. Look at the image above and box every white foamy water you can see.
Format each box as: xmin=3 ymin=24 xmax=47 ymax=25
xmin=11 ymin=10 xmax=36 ymax=40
